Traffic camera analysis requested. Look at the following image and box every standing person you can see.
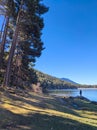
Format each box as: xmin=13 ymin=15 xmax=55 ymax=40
xmin=80 ymin=90 xmax=82 ymax=96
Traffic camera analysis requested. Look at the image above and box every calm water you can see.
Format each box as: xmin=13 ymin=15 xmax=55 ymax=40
xmin=49 ymin=88 xmax=97 ymax=102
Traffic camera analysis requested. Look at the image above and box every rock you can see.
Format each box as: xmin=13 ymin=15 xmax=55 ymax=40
xmin=75 ymin=96 xmax=90 ymax=101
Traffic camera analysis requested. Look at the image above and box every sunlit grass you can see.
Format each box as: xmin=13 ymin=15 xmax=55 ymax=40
xmin=0 ymin=90 xmax=97 ymax=130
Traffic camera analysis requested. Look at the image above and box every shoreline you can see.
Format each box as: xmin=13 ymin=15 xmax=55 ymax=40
xmin=48 ymin=88 xmax=97 ymax=102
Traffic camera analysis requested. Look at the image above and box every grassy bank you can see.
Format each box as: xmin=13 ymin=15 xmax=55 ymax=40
xmin=0 ymin=87 xmax=97 ymax=130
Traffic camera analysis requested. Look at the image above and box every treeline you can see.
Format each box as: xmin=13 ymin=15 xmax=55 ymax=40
xmin=0 ymin=0 xmax=48 ymax=88
xmin=78 ymin=84 xmax=97 ymax=88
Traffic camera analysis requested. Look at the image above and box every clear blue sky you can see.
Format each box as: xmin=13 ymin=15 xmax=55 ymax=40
xmin=35 ymin=0 xmax=97 ymax=85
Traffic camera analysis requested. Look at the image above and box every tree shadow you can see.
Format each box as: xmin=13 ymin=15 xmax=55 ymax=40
xmin=0 ymin=108 xmax=97 ymax=130
xmin=4 ymin=92 xmax=97 ymax=118
xmin=2 ymin=91 xmax=97 ymax=129
xmin=3 ymin=92 xmax=81 ymax=117
xmin=3 ymin=92 xmax=48 ymax=109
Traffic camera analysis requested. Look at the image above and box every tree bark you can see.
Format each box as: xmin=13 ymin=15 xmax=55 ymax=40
xmin=3 ymin=27 xmax=19 ymax=87
xmin=3 ymin=0 xmax=24 ymax=87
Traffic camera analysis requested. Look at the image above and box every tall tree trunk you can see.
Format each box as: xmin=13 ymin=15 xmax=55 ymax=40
xmin=0 ymin=16 xmax=9 ymax=68
xmin=3 ymin=0 xmax=24 ymax=87
xmin=3 ymin=28 xmax=19 ymax=87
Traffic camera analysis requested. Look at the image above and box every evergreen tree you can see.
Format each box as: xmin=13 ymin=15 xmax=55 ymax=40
xmin=3 ymin=0 xmax=48 ymax=87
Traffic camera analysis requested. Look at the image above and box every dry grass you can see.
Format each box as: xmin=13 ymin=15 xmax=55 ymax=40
xmin=0 ymin=88 xmax=97 ymax=130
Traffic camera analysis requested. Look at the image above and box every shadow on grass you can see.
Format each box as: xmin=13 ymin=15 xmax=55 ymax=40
xmin=7 ymin=92 xmax=47 ymax=108
xmin=3 ymin=92 xmax=82 ymax=118
xmin=4 ymin=92 xmax=97 ymax=119
xmin=0 ymin=108 xmax=97 ymax=130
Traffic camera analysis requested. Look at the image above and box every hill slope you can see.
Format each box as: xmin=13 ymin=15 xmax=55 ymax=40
xmin=35 ymin=70 xmax=78 ymax=90
xmin=35 ymin=69 xmax=97 ymax=89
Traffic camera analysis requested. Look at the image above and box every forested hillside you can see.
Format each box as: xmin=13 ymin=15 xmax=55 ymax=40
xmin=35 ymin=69 xmax=78 ymax=90
xmin=35 ymin=69 xmax=97 ymax=91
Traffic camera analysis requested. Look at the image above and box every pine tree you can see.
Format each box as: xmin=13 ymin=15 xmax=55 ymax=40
xmin=3 ymin=0 xmax=48 ymax=87
xmin=12 ymin=0 xmax=48 ymax=87
xmin=3 ymin=0 xmax=24 ymax=87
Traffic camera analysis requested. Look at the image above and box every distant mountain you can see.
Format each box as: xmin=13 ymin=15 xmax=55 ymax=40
xmin=60 ymin=78 xmax=79 ymax=85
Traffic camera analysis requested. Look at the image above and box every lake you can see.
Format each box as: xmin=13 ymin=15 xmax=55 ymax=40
xmin=49 ymin=88 xmax=97 ymax=102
